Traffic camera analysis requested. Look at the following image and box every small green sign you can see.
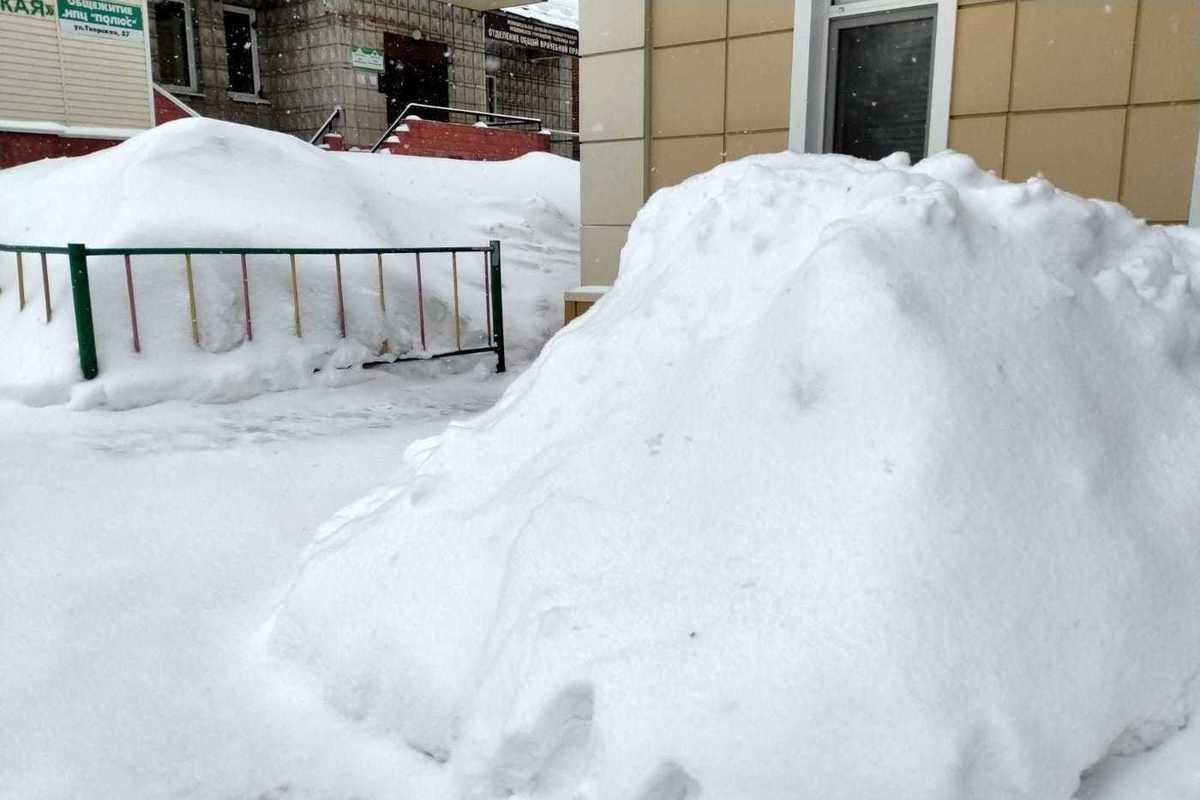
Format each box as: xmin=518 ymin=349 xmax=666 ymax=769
xmin=351 ymin=46 xmax=384 ymax=73
xmin=57 ymin=0 xmax=143 ymax=42
xmin=0 ymin=0 xmax=57 ymax=18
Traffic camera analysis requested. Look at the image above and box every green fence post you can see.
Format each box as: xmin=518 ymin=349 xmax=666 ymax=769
xmin=68 ymin=243 xmax=99 ymax=380
xmin=489 ymin=239 xmax=506 ymax=374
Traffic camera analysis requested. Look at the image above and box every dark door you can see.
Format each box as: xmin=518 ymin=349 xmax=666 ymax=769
xmin=383 ymin=34 xmax=449 ymax=122
xmin=826 ymin=7 xmax=935 ymax=161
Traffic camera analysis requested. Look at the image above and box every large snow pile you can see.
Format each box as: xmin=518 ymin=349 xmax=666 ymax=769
xmin=0 ymin=118 xmax=579 ymax=408
xmin=269 ymin=151 xmax=1200 ymax=799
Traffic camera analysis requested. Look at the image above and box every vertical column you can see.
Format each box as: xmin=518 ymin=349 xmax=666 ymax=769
xmin=577 ymin=0 xmax=649 ymax=289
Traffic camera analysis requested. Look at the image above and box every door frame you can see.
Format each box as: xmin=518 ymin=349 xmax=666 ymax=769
xmin=790 ymin=0 xmax=956 ymax=158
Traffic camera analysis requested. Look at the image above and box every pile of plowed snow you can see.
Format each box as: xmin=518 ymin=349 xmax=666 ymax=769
xmin=0 ymin=118 xmax=579 ymax=408
xmin=269 ymin=151 xmax=1200 ymax=800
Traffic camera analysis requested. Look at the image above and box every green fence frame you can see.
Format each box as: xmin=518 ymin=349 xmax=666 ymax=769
xmin=0 ymin=240 xmax=506 ymax=380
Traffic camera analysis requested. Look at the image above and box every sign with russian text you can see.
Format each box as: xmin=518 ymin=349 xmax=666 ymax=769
xmin=484 ymin=12 xmax=578 ymax=57
xmin=351 ymin=46 xmax=384 ymax=72
xmin=0 ymin=0 xmax=57 ymax=18
xmin=57 ymin=0 xmax=143 ymax=42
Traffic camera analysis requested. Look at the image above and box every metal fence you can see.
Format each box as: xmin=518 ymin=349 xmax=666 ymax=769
xmin=0 ymin=240 xmax=506 ymax=381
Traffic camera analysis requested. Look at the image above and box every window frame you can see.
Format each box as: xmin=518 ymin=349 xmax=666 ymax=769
xmin=790 ymin=0 xmax=956 ymax=159
xmin=823 ymin=5 xmax=938 ymax=160
xmin=222 ymin=3 xmax=262 ymax=100
xmin=154 ymin=0 xmax=198 ymax=94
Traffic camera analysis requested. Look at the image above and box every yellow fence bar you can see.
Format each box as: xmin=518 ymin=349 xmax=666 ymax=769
xmin=290 ymin=253 xmax=302 ymax=337
xmin=377 ymin=253 xmax=389 ymax=353
xmin=184 ymin=253 xmax=200 ymax=346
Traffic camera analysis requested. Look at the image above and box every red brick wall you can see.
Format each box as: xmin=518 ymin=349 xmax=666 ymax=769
xmin=0 ymin=132 xmax=122 ymax=169
xmin=382 ymin=120 xmax=551 ymax=161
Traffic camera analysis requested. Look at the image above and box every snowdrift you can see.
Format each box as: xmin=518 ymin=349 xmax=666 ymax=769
xmin=269 ymin=151 xmax=1200 ymax=799
xmin=0 ymin=118 xmax=579 ymax=408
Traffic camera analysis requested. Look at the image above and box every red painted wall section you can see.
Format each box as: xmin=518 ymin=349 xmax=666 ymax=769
xmin=2 ymin=109 xmax=549 ymax=169
xmin=382 ymin=120 xmax=551 ymax=161
xmin=153 ymin=86 xmax=197 ymax=125
xmin=0 ymin=86 xmax=197 ymax=168
xmin=0 ymin=132 xmax=122 ymax=169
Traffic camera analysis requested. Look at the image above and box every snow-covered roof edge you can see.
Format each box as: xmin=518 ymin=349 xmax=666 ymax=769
xmin=503 ymin=0 xmax=578 ymax=30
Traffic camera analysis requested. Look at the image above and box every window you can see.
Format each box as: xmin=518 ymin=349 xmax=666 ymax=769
xmin=486 ymin=74 xmax=498 ymax=114
xmin=223 ymin=5 xmax=260 ymax=97
xmin=825 ymin=8 xmax=935 ymax=160
xmin=789 ymin=0 xmax=955 ymax=159
xmin=154 ymin=0 xmax=195 ymax=91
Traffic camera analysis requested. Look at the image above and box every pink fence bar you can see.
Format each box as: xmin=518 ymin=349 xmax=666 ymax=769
xmin=415 ymin=252 xmax=427 ymax=351
xmin=124 ymin=254 xmax=141 ymax=353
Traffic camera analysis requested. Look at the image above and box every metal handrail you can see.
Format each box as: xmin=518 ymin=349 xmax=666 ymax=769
xmin=308 ymin=105 xmax=343 ymax=145
xmin=84 ymin=245 xmax=494 ymax=256
xmin=369 ymin=103 xmax=543 ymax=153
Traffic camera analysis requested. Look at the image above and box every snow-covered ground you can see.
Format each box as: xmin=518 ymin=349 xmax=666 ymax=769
xmin=0 ymin=365 xmax=509 ymax=800
xmin=1 ymin=362 xmax=1197 ymax=800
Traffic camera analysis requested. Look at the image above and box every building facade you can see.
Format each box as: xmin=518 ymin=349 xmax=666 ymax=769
xmin=0 ymin=0 xmax=578 ymax=166
xmin=144 ymin=0 xmax=579 ymax=153
xmin=576 ymin=0 xmax=1200 ymax=294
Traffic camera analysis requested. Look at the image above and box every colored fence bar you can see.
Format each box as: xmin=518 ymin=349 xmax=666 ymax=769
xmin=288 ymin=254 xmax=302 ymax=338
xmin=0 ymin=241 xmax=506 ymax=379
xmin=16 ymin=251 xmax=26 ymax=311
xmin=124 ymin=254 xmax=141 ymax=353
xmin=335 ymin=253 xmax=347 ymax=339
xmin=240 ymin=254 xmax=253 ymax=342
xmin=376 ymin=253 xmax=388 ymax=354
xmin=40 ymin=253 xmax=51 ymax=323
xmin=415 ymin=252 xmax=427 ymax=352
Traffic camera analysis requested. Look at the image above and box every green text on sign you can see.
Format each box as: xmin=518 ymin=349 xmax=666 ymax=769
xmin=0 ymin=0 xmax=57 ymax=17
xmin=58 ymin=0 xmax=143 ymax=41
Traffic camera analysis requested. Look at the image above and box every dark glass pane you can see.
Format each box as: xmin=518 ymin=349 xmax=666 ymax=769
xmin=831 ymin=16 xmax=933 ymax=161
xmin=154 ymin=1 xmax=190 ymax=87
xmin=223 ymin=10 xmax=255 ymax=94
xmin=383 ymin=34 xmax=449 ymax=122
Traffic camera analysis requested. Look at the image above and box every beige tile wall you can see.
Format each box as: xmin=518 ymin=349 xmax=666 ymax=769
xmin=579 ymin=0 xmax=798 ymax=287
xmin=648 ymin=0 xmax=794 ymax=198
xmin=948 ymin=0 xmax=1200 ymax=223
xmin=579 ymin=0 xmax=648 ymax=286
xmin=579 ymin=0 xmax=1199 ymax=292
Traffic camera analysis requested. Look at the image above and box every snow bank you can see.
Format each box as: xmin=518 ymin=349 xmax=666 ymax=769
xmin=0 ymin=118 xmax=579 ymax=408
xmin=269 ymin=151 xmax=1200 ymax=799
